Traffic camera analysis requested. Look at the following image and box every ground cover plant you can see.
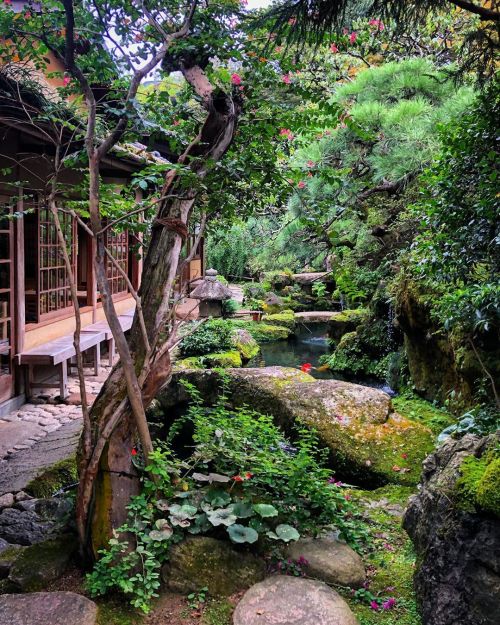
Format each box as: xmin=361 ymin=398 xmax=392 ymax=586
xmin=87 ymin=377 xmax=366 ymax=612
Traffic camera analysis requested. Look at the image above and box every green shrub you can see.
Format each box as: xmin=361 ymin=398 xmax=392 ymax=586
xmin=180 ymin=320 xmax=234 ymax=357
xmin=87 ymin=378 xmax=366 ymax=612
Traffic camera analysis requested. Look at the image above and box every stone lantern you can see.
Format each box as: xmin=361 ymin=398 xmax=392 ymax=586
xmin=190 ymin=268 xmax=232 ymax=318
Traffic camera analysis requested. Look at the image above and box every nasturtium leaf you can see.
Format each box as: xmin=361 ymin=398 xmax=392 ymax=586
xmin=253 ymin=504 xmax=278 ymax=518
xmin=248 ymin=518 xmax=267 ymax=533
xmin=207 ymin=507 xmax=238 ymax=527
xmin=267 ymin=524 xmax=300 ymax=542
xmin=188 ymin=513 xmax=212 ymax=535
xmin=231 ymin=502 xmax=254 ymax=518
xmin=227 ymin=524 xmax=259 ymax=544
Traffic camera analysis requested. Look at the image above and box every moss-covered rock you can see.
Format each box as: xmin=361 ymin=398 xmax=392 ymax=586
xmin=161 ymin=537 xmax=266 ymax=596
xmin=203 ymin=351 xmax=243 ymax=368
xmin=232 ymin=320 xmax=292 ymax=343
xmin=262 ymin=310 xmax=296 ymax=330
xmin=455 ymin=446 xmax=500 ymax=517
xmin=0 ymin=545 xmax=25 ymax=580
xmin=232 ymin=329 xmax=260 ymax=361
xmin=25 ymin=457 xmax=78 ymax=499
xmin=328 ymin=309 xmax=368 ymax=343
xmin=160 ymin=367 xmax=433 ymax=486
xmin=174 ymin=356 xmax=204 ymax=370
xmin=8 ymin=535 xmax=77 ymax=591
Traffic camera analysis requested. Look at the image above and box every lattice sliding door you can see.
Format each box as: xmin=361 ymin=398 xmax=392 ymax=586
xmin=105 ymin=229 xmax=129 ymax=296
xmin=38 ymin=207 xmax=77 ymax=320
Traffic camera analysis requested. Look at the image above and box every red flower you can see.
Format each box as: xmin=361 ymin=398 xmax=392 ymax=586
xmin=63 ymin=75 xmax=71 ymax=86
xmin=282 ymin=73 xmax=291 ymax=84
xmin=231 ymin=73 xmax=242 ymax=85
xmin=306 ymin=160 xmax=315 ymax=168
xmin=401 ymin=453 xmax=408 ymax=459
xmin=330 ymin=43 xmax=339 ymax=53
xmin=349 ymin=32 xmax=357 ymax=44
xmin=300 ymin=362 xmax=312 ymax=371
xmin=232 ymin=475 xmax=244 ymax=482
xmin=131 ymin=448 xmax=138 ymax=456
xmin=245 ymin=472 xmax=253 ymax=479
xmin=4 ymin=0 xmax=13 ymax=5
xmin=297 ymin=181 xmax=306 ymax=189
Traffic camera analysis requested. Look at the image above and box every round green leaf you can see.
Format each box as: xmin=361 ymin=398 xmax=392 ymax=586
xmin=231 ymin=502 xmax=254 ymax=518
xmin=253 ymin=504 xmax=278 ymax=518
xmin=227 ymin=524 xmax=259 ymax=544
xmin=207 ymin=507 xmax=238 ymax=527
xmin=267 ymin=524 xmax=300 ymax=542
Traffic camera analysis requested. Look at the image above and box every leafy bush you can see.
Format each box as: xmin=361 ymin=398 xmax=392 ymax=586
xmin=221 ymin=298 xmax=239 ymax=317
xmin=180 ymin=319 xmax=234 ymax=357
xmin=87 ymin=378 xmax=366 ymax=611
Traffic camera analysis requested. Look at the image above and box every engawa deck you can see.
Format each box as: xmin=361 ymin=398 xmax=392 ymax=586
xmin=17 ymin=310 xmax=134 ymax=399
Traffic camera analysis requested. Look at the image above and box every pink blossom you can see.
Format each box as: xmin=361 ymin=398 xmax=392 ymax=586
xmin=63 ymin=75 xmax=71 ymax=86
xmin=173 ymin=119 xmax=180 ymax=126
xmin=330 ymin=43 xmax=339 ymax=53
xmin=370 ymin=601 xmax=380 ymax=611
xmin=369 ymin=19 xmax=385 ymax=31
xmin=382 ymin=598 xmax=396 ymax=610
xmin=349 ymin=32 xmax=357 ymax=44
xmin=282 ymin=73 xmax=292 ymax=84
xmin=297 ymin=181 xmax=306 ymax=189
xmin=306 ymin=160 xmax=315 ymax=167
xmin=231 ymin=73 xmax=242 ymax=85
xmin=279 ymin=128 xmax=294 ymax=140
xmin=383 ymin=542 xmax=395 ymax=551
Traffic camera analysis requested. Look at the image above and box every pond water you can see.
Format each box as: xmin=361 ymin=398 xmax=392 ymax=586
xmin=246 ymin=322 xmax=335 ymax=380
xmin=245 ymin=321 xmax=395 ymax=394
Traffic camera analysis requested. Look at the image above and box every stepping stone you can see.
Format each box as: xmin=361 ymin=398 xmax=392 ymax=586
xmin=285 ymin=537 xmax=365 ymax=588
xmin=233 ymin=576 xmax=360 ymax=625
xmin=0 ymin=591 xmax=97 ymax=625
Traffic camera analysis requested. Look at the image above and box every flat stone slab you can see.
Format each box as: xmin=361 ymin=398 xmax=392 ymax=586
xmin=296 ymin=311 xmax=337 ymax=322
xmin=286 ymin=537 xmax=366 ymax=588
xmin=0 ymin=420 xmax=81 ymax=496
xmin=0 ymin=422 xmax=44 ymax=458
xmin=0 ymin=592 xmax=97 ymax=625
xmin=233 ymin=576 xmax=359 ymax=625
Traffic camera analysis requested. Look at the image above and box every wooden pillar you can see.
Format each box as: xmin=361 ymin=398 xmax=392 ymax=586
xmin=91 ymin=236 xmax=97 ymax=323
xmin=134 ymin=188 xmax=143 ymax=290
xmin=15 ymin=187 xmax=25 ymax=355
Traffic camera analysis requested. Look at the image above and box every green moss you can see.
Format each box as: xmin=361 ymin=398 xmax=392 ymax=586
xmin=232 ymin=320 xmax=291 ymax=343
xmin=393 ymin=395 xmax=454 ymax=436
xmin=261 ymin=310 xmax=296 ymax=329
xmin=476 ymin=457 xmax=500 ymax=516
xmin=338 ymin=487 xmax=421 ymax=625
xmin=202 ymin=350 xmax=243 ymax=368
xmin=26 ymin=456 xmax=78 ymax=498
xmin=231 ymin=330 xmax=260 ymax=360
xmin=202 ymin=599 xmax=233 ymax=625
xmin=175 ymin=356 xmax=203 ymax=370
xmin=332 ymin=308 xmax=368 ymax=324
xmin=456 ymin=449 xmax=500 ymax=517
xmin=96 ymin=598 xmax=143 ymax=625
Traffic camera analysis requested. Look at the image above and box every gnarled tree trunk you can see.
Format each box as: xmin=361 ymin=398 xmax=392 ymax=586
xmin=79 ymin=81 xmax=241 ymax=557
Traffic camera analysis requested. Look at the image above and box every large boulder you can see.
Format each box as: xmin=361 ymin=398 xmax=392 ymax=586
xmin=285 ymin=537 xmax=365 ymax=588
xmin=8 ymin=535 xmax=77 ymax=591
xmin=161 ymin=537 xmax=266 ymax=596
xmin=158 ymin=367 xmax=433 ymax=485
xmin=403 ymin=432 xmax=500 ymax=625
xmin=233 ymin=575 xmax=359 ymax=625
xmin=0 ymin=592 xmax=97 ymax=625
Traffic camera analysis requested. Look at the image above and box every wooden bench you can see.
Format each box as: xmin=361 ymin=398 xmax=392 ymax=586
xmin=83 ymin=311 xmax=134 ymax=366
xmin=18 ymin=309 xmax=135 ymax=399
xmin=18 ymin=330 xmax=105 ymax=399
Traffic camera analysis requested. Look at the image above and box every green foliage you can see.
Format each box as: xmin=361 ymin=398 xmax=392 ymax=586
xmin=88 ymin=378 xmax=366 ymax=611
xmin=207 ymin=223 xmax=253 ymax=279
xmin=438 ymin=405 xmax=500 ymax=439
xmin=221 ymin=298 xmax=239 ymax=318
xmin=180 ymin=320 xmax=234 ymax=357
xmin=407 ymin=83 xmax=499 ymax=337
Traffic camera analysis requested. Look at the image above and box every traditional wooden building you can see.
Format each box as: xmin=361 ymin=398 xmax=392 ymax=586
xmin=0 ymin=66 xmax=204 ymax=413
